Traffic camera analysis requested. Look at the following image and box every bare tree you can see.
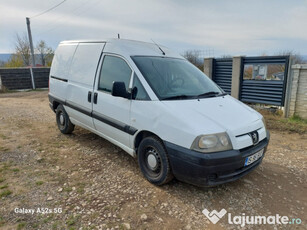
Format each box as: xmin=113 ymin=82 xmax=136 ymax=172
xmin=276 ymin=50 xmax=306 ymax=64
xmin=220 ymin=55 xmax=232 ymax=58
xmin=182 ymin=49 xmax=204 ymax=70
xmin=15 ymin=33 xmax=31 ymax=66
xmin=36 ymin=40 xmax=54 ymax=66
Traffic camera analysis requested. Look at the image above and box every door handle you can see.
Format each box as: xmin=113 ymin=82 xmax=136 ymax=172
xmin=93 ymin=92 xmax=98 ymax=104
xmin=88 ymin=91 xmax=92 ymax=102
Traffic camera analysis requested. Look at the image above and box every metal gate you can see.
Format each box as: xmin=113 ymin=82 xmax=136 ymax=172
xmin=213 ymin=58 xmax=233 ymax=94
xmin=239 ymin=56 xmax=289 ymax=106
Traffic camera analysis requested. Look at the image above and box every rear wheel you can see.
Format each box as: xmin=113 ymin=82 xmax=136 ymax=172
xmin=138 ymin=136 xmax=173 ymax=185
xmin=56 ymin=104 xmax=74 ymax=134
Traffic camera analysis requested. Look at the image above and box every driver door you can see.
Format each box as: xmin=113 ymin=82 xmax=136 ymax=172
xmin=92 ymin=54 xmax=133 ymax=150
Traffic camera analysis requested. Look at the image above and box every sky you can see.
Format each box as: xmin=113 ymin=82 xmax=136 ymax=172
xmin=1 ymin=0 xmax=307 ymax=57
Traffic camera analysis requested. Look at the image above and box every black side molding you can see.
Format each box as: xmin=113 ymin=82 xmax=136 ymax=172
xmin=50 ymin=75 xmax=68 ymax=82
xmin=48 ymin=94 xmax=137 ymax=136
xmin=66 ymin=101 xmax=92 ymax=117
xmin=92 ymin=111 xmax=137 ymax=135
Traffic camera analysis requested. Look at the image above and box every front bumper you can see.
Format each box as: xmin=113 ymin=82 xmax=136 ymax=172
xmin=164 ymin=131 xmax=270 ymax=187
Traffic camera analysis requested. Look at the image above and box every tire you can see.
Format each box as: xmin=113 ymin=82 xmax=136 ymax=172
xmin=137 ymin=136 xmax=173 ymax=185
xmin=56 ymin=104 xmax=75 ymax=134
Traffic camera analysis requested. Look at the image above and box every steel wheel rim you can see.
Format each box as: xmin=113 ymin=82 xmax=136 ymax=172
xmin=58 ymin=112 xmax=66 ymax=130
xmin=143 ymin=146 xmax=162 ymax=178
xmin=59 ymin=113 xmax=65 ymax=125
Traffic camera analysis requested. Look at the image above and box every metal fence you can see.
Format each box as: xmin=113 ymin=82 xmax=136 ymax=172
xmin=212 ymin=58 xmax=232 ymax=94
xmin=211 ymin=56 xmax=290 ymax=106
xmin=0 ymin=67 xmax=50 ymax=90
xmin=239 ymin=56 xmax=289 ymax=106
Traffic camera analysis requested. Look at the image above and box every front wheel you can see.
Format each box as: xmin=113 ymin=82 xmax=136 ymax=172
xmin=56 ymin=104 xmax=75 ymax=134
xmin=138 ymin=136 xmax=173 ymax=185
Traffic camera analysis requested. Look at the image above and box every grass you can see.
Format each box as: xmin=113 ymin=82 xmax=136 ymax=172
xmin=17 ymin=222 xmax=26 ymax=230
xmin=31 ymin=223 xmax=39 ymax=228
xmin=36 ymin=181 xmax=44 ymax=186
xmin=64 ymin=187 xmax=73 ymax=193
xmin=0 ymin=216 xmax=4 ymax=227
xmin=0 ymin=178 xmax=5 ymax=183
xmin=0 ymin=190 xmax=12 ymax=198
xmin=0 ymin=134 xmax=9 ymax=140
xmin=0 ymin=163 xmax=11 ymax=172
xmin=103 ymin=205 xmax=118 ymax=213
xmin=259 ymin=110 xmax=307 ymax=134
xmin=42 ymin=215 xmax=53 ymax=224
xmin=0 ymin=184 xmax=8 ymax=189
xmin=52 ymin=222 xmax=58 ymax=230
xmin=288 ymin=114 xmax=307 ymax=124
xmin=0 ymin=146 xmax=10 ymax=152
xmin=66 ymin=215 xmax=80 ymax=226
xmin=76 ymin=183 xmax=86 ymax=194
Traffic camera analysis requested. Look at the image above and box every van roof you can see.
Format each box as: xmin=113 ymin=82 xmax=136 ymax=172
xmin=59 ymin=39 xmax=184 ymax=59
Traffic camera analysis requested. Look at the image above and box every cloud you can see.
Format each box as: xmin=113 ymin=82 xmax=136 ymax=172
xmin=0 ymin=0 xmax=307 ymax=56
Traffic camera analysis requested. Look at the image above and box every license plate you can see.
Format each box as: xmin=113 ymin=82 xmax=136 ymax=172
xmin=244 ymin=148 xmax=264 ymax=166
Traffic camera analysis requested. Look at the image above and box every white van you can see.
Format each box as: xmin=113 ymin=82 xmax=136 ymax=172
xmin=49 ymin=39 xmax=269 ymax=187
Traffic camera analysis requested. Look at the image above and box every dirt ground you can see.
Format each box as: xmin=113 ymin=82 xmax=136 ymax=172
xmin=0 ymin=91 xmax=306 ymax=230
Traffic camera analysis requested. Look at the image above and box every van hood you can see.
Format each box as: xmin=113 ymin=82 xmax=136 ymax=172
xmin=161 ymin=95 xmax=262 ymax=136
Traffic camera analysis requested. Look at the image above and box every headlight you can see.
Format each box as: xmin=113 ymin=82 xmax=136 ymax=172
xmin=191 ymin=132 xmax=233 ymax=153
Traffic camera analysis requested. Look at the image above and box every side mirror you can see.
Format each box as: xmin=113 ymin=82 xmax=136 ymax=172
xmin=112 ymin=82 xmax=128 ymax=98
xmin=131 ymin=87 xmax=138 ymax=100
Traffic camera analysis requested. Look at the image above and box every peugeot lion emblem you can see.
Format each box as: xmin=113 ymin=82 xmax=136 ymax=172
xmin=249 ymin=131 xmax=259 ymax=145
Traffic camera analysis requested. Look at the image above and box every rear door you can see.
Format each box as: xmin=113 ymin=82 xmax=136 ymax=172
xmin=65 ymin=42 xmax=105 ymax=129
xmin=92 ymin=54 xmax=133 ymax=149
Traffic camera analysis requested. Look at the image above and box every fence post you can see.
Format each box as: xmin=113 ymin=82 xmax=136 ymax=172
xmin=204 ymin=58 xmax=214 ymax=79
xmin=286 ymin=64 xmax=301 ymax=118
xmin=283 ymin=57 xmax=294 ymax=118
xmin=0 ymin=74 xmax=2 ymax=91
xmin=29 ymin=67 xmax=36 ymax=89
xmin=231 ymin=56 xmax=243 ymax=99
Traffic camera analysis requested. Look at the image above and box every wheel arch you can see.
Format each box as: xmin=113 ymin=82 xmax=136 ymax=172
xmin=134 ymin=130 xmax=163 ymax=153
xmin=53 ymin=100 xmax=60 ymax=111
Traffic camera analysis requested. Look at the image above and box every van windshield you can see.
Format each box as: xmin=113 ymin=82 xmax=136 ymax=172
xmin=132 ymin=56 xmax=224 ymax=100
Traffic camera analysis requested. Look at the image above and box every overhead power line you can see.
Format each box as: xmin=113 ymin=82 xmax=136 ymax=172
xmin=31 ymin=0 xmax=67 ymax=19
xmin=34 ymin=0 xmax=103 ymax=37
xmin=33 ymin=0 xmax=93 ymax=32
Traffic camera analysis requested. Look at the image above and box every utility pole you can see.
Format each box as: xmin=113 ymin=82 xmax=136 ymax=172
xmin=26 ymin=17 xmax=35 ymax=67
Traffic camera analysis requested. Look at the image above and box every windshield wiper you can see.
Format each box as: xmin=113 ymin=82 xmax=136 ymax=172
xmin=197 ymin=91 xmax=226 ymax=98
xmin=161 ymin=94 xmax=196 ymax=100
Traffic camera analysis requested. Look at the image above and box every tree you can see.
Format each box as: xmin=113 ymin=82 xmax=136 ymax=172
xmin=7 ymin=33 xmax=54 ymax=67
xmin=4 ymin=54 xmax=24 ymax=67
xmin=220 ymin=55 xmax=232 ymax=58
xmin=15 ymin=33 xmax=31 ymax=66
xmin=182 ymin=49 xmax=204 ymax=70
xmin=276 ymin=50 xmax=306 ymax=64
xmin=36 ymin=40 xmax=54 ymax=66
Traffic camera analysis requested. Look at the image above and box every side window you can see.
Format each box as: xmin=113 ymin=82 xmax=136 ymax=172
xmin=98 ymin=55 xmax=132 ymax=92
xmin=132 ymin=73 xmax=150 ymax=100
